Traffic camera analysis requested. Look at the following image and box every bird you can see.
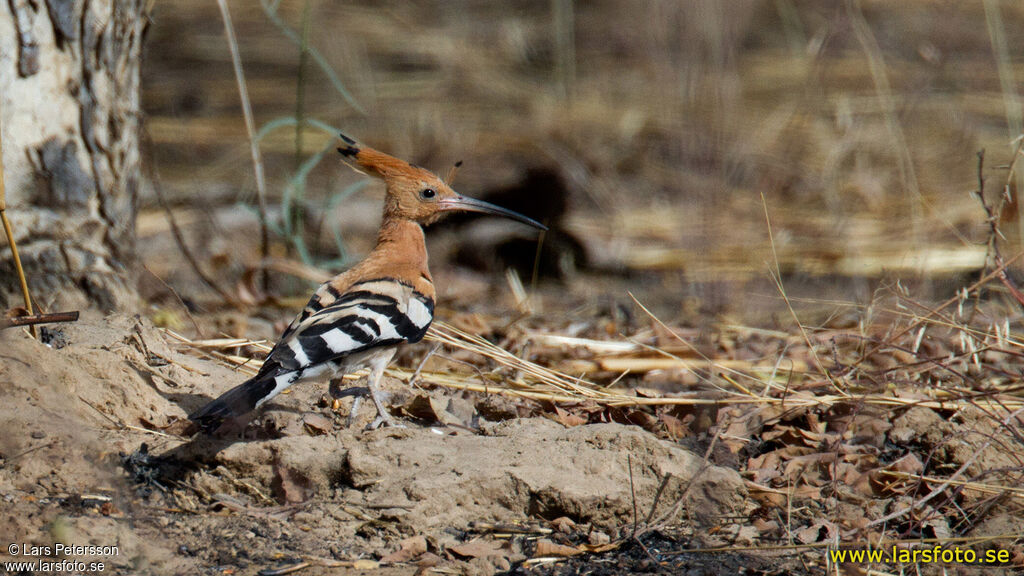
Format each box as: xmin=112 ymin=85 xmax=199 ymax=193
xmin=189 ymin=134 xmax=547 ymax=433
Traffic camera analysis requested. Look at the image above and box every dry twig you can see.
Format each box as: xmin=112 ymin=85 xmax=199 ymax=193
xmin=1 ymin=311 xmax=78 ymax=330
xmin=217 ymin=0 xmax=271 ymax=292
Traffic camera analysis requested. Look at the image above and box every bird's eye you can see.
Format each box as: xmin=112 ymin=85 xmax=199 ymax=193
xmin=420 ymin=188 xmax=437 ymax=200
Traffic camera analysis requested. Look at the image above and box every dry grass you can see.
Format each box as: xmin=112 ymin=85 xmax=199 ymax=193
xmin=140 ymin=2 xmax=1024 ymax=571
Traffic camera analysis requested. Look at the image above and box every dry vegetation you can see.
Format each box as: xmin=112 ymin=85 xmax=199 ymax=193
xmin=5 ymin=1 xmax=1024 ymax=575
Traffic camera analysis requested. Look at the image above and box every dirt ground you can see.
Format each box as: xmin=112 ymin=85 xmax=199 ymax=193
xmin=3 ymin=302 xmax=1024 ymax=575
xmin=5 ymin=2 xmax=1024 ymax=575
xmin=0 ymin=314 xmax=754 ymax=575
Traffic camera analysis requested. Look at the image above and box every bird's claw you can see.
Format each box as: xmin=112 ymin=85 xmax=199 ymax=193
xmin=367 ymin=413 xmax=406 ymax=430
xmin=333 ymin=390 xmax=404 ymax=429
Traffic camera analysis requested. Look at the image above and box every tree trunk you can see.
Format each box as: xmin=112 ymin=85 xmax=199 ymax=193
xmin=0 ymin=0 xmax=147 ymax=312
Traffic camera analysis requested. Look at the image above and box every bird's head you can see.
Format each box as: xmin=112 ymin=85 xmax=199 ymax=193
xmin=338 ymin=133 xmax=547 ymax=230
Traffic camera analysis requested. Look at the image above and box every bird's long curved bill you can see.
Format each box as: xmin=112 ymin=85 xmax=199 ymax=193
xmin=440 ymin=196 xmax=548 ymax=231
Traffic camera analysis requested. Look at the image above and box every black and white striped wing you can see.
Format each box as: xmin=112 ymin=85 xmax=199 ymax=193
xmin=189 ymin=279 xmax=433 ymax=432
xmin=265 ymin=278 xmax=434 ymax=375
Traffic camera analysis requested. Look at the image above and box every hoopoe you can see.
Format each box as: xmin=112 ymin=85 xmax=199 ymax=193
xmin=189 ymin=134 xmax=546 ymax=433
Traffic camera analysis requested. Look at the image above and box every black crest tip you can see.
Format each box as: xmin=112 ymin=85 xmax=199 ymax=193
xmin=337 ymin=133 xmax=360 ymax=157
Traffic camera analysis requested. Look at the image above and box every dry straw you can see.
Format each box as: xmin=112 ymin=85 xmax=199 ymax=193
xmin=164 ymin=312 xmax=1024 ymax=415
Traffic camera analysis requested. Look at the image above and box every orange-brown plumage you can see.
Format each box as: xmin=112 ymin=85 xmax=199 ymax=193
xmin=339 ymin=137 xmax=465 ymax=226
xmin=189 ymin=134 xmax=545 ymax=433
xmin=316 ymin=219 xmax=434 ymax=303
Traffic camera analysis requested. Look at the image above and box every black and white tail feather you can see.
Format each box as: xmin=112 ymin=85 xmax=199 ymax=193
xmin=189 ymin=278 xmax=433 ymax=433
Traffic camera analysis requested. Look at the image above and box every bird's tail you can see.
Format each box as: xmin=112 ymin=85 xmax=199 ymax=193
xmin=188 ymin=373 xmax=281 ymax=433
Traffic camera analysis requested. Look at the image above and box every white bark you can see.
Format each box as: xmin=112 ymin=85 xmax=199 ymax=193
xmin=0 ymin=0 xmax=147 ymax=311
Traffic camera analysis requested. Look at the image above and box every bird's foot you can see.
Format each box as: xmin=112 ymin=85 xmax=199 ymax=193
xmin=329 ymin=377 xmax=405 ymax=429
xmin=365 ymin=386 xmax=405 ymax=429
xmin=328 ymin=382 xmax=371 ymax=426
xmin=367 ymin=412 xmax=407 ymax=430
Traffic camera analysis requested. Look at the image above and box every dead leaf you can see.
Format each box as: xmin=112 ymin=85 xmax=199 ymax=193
xmin=805 ymin=413 xmax=824 ymax=435
xmin=749 ymin=490 xmax=786 ymax=508
xmin=830 ymin=462 xmax=861 ymax=486
xmin=761 ymin=426 xmax=801 ymax=444
xmin=444 ymin=395 xmax=478 ymax=426
xmin=782 ymin=452 xmax=835 ymax=486
xmin=796 ymin=521 xmax=838 ymax=544
xmin=797 ymin=427 xmax=835 ymax=444
xmin=659 ymin=413 xmax=689 ymax=439
xmin=622 ymin=408 xmax=658 ymax=431
xmin=1011 ymin=550 xmax=1024 ymax=566
xmin=551 ymin=405 xmax=587 ymax=427
xmin=549 ymin=516 xmax=576 ymax=533
xmin=792 ymin=484 xmax=821 ymax=500
xmin=890 ymin=453 xmax=924 ymax=474
xmin=381 ymin=535 xmax=428 ymax=564
xmin=844 ymin=516 xmax=871 ymax=531
xmin=414 ymin=552 xmax=442 ymax=570
xmin=448 ymin=539 xmax=508 ymax=559
xmin=870 ymin=453 xmax=924 ymax=495
xmin=851 ymin=470 xmax=875 ymax=497
xmin=534 ymin=539 xmax=583 ymax=558
xmin=747 ymin=451 xmax=778 ymax=471
xmin=401 ymin=395 xmax=462 ymax=426
xmin=579 ymin=542 xmax=619 ymax=554
xmin=920 ymin=512 xmax=951 ymax=540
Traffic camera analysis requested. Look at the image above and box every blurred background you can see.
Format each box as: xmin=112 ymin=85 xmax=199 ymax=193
xmin=138 ymin=0 xmax=1024 ymax=330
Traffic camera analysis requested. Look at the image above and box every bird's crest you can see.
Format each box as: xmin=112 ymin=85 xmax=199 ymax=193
xmin=338 ymin=133 xmax=424 ymax=181
xmin=336 ymin=132 xmax=547 ymax=230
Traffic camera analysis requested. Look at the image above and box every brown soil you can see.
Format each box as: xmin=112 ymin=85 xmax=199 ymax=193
xmin=0 ymin=315 xmax=753 ymax=575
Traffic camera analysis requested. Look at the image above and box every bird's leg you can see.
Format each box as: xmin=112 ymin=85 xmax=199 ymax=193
xmin=328 ymin=378 xmax=369 ymax=427
xmin=328 ymin=378 xmax=345 ymax=412
xmin=366 ymin=349 xmax=403 ymax=430
xmin=347 ymin=396 xmax=364 ymax=428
